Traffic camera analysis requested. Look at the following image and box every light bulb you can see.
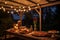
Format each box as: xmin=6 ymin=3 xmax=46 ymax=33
xmin=29 ymin=8 xmax=31 ymax=10
xmin=0 ymin=8 xmax=1 ymax=9
xmin=1 ymin=6 xmax=3 ymax=8
xmin=26 ymin=10 xmax=28 ymax=12
xmin=5 ymin=2 xmax=7 ymax=4
xmin=23 ymin=9 xmax=26 ymax=11
xmin=28 ymin=6 xmax=31 ymax=10
xmin=7 ymin=11 xmax=9 ymax=13
xmin=3 ymin=8 xmax=5 ymax=12
xmin=14 ymin=8 xmax=16 ymax=10
xmin=16 ymin=10 xmax=18 ymax=12
xmin=18 ymin=9 xmax=21 ymax=11
xmin=23 ymin=7 xmax=25 ymax=8
xmin=11 ymin=11 xmax=14 ymax=14
xmin=11 ymin=6 xmax=13 ymax=8
xmin=37 ymin=4 xmax=40 ymax=6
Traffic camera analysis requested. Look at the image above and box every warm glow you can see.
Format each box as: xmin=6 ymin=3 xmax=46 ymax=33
xmin=14 ymin=8 xmax=16 ymax=11
xmin=14 ymin=24 xmax=18 ymax=30
xmin=19 ymin=6 xmax=21 ymax=8
xmin=14 ymin=26 xmax=18 ymax=29
xmin=1 ymin=6 xmax=3 ymax=8
xmin=18 ymin=9 xmax=21 ymax=11
xmin=16 ymin=10 xmax=18 ymax=12
xmin=35 ymin=7 xmax=38 ymax=8
xmin=5 ymin=1 xmax=7 ymax=4
xmin=11 ymin=11 xmax=14 ymax=14
xmin=28 ymin=6 xmax=31 ymax=10
xmin=29 ymin=8 xmax=31 ymax=10
xmin=37 ymin=4 xmax=40 ymax=6
xmin=7 ymin=11 xmax=10 ymax=13
xmin=0 ymin=8 xmax=1 ymax=9
xmin=23 ymin=7 xmax=25 ymax=8
xmin=3 ymin=8 xmax=5 ymax=12
xmin=11 ymin=6 xmax=13 ymax=8
xmin=26 ymin=10 xmax=28 ymax=12
xmin=23 ymin=9 xmax=26 ymax=11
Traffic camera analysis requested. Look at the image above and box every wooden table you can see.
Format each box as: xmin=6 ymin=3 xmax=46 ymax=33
xmin=4 ymin=28 xmax=57 ymax=40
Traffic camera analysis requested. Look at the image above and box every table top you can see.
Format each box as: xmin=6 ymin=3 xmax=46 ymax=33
xmin=6 ymin=28 xmax=57 ymax=40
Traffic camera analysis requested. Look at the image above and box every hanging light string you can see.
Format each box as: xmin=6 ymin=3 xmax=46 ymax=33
xmin=0 ymin=3 xmax=42 ymax=14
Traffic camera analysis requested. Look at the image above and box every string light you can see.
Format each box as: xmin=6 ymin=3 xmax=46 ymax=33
xmin=1 ymin=6 xmax=6 ymax=12
xmin=19 ymin=6 xmax=21 ymax=8
xmin=26 ymin=10 xmax=28 ymax=12
xmin=28 ymin=6 xmax=30 ymax=8
xmin=7 ymin=11 xmax=10 ymax=13
xmin=28 ymin=6 xmax=31 ymax=10
xmin=3 ymin=8 xmax=5 ymax=12
xmin=0 ymin=8 xmax=1 ymax=9
xmin=16 ymin=10 xmax=18 ymax=12
xmin=1 ymin=6 xmax=3 ymax=8
xmin=14 ymin=8 xmax=16 ymax=11
xmin=11 ymin=6 xmax=13 ymax=8
xmin=5 ymin=1 xmax=7 ymax=4
xmin=0 ymin=4 xmax=40 ymax=13
xmin=11 ymin=11 xmax=14 ymax=14
xmin=37 ymin=4 xmax=40 ymax=6
xmin=18 ymin=9 xmax=21 ymax=11
xmin=29 ymin=8 xmax=31 ymax=10
xmin=23 ymin=9 xmax=26 ymax=11
xmin=23 ymin=7 xmax=25 ymax=8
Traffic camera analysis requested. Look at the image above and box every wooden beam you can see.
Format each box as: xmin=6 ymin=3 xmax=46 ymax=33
xmin=35 ymin=7 xmax=42 ymax=31
xmin=27 ymin=0 xmax=37 ymax=4
xmin=41 ymin=1 xmax=60 ymax=8
xmin=5 ymin=0 xmax=28 ymax=6
xmin=31 ymin=1 xmax=60 ymax=10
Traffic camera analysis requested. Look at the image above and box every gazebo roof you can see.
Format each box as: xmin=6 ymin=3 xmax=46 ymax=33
xmin=0 ymin=0 xmax=60 ymax=10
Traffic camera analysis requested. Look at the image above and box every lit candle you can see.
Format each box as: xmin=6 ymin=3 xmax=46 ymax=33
xmin=14 ymin=24 xmax=18 ymax=30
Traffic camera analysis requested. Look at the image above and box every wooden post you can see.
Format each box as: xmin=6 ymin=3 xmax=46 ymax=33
xmin=35 ymin=6 xmax=42 ymax=31
xmin=40 ymin=7 xmax=42 ymax=31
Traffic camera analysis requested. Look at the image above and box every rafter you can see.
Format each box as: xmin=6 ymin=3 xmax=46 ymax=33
xmin=13 ymin=0 xmax=36 ymax=6
xmin=27 ymin=0 xmax=37 ymax=4
xmin=6 ymin=0 xmax=28 ymax=6
xmin=41 ymin=1 xmax=60 ymax=8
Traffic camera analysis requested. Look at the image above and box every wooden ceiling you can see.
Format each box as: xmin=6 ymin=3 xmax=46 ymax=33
xmin=0 ymin=0 xmax=60 ymax=10
xmin=0 ymin=0 xmax=48 ymax=7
